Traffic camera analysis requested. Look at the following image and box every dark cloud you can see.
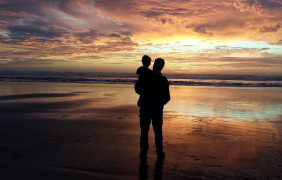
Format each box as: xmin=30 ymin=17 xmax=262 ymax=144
xmin=0 ymin=0 xmax=87 ymax=17
xmin=194 ymin=25 xmax=210 ymax=35
xmin=93 ymin=0 xmax=135 ymax=14
xmin=74 ymin=29 xmax=97 ymax=44
xmin=226 ymin=0 xmax=282 ymax=13
xmin=15 ymin=18 xmax=50 ymax=27
xmin=140 ymin=11 xmax=164 ymax=17
xmin=259 ymin=23 xmax=280 ymax=33
xmin=139 ymin=7 xmax=195 ymax=18
xmin=108 ymin=33 xmax=121 ymax=38
xmin=120 ymin=31 xmax=132 ymax=36
xmin=7 ymin=25 xmax=65 ymax=39
xmin=259 ymin=0 xmax=282 ymax=8
xmin=98 ymin=31 xmax=132 ymax=39
xmin=139 ymin=9 xmax=175 ymax=25
xmin=46 ymin=0 xmax=74 ymax=9
xmin=186 ymin=24 xmax=213 ymax=36
xmin=0 ymin=0 xmax=43 ymax=16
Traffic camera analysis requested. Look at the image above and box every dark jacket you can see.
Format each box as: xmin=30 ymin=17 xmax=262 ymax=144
xmin=136 ymin=66 xmax=151 ymax=75
xmin=135 ymin=71 xmax=170 ymax=108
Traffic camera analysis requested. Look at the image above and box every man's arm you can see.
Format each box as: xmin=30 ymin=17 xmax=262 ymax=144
xmin=158 ymin=76 xmax=170 ymax=106
xmin=135 ymin=78 xmax=141 ymax=94
xmin=160 ymin=77 xmax=170 ymax=106
xmin=135 ymin=75 xmax=146 ymax=95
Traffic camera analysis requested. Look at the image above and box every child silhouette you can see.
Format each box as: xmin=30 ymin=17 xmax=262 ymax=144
xmin=136 ymin=55 xmax=151 ymax=76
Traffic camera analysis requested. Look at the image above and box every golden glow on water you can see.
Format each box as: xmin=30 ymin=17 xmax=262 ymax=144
xmin=158 ymin=85 xmax=282 ymax=170
xmin=168 ymin=86 xmax=282 ymax=121
xmin=164 ymin=114 xmax=280 ymax=168
xmin=1 ymin=82 xmax=281 ymax=121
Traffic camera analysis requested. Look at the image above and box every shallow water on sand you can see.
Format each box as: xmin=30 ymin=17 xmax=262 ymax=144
xmin=0 ymin=82 xmax=282 ymax=179
xmin=1 ymin=82 xmax=282 ymax=121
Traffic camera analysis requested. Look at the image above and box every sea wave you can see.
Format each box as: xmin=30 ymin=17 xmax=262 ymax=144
xmin=1 ymin=76 xmax=282 ymax=87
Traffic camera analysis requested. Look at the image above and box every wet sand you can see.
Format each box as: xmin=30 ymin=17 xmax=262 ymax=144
xmin=0 ymin=82 xmax=282 ymax=179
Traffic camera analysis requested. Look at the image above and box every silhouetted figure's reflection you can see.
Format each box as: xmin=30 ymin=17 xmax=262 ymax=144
xmin=139 ymin=157 xmax=165 ymax=180
xmin=139 ymin=158 xmax=148 ymax=180
xmin=154 ymin=157 xmax=164 ymax=180
xmin=135 ymin=57 xmax=170 ymax=159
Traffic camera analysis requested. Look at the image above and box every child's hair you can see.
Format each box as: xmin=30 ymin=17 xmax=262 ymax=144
xmin=142 ymin=55 xmax=151 ymax=67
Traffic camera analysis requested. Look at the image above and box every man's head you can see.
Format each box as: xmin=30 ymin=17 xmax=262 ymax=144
xmin=153 ymin=58 xmax=165 ymax=72
xmin=142 ymin=55 xmax=151 ymax=67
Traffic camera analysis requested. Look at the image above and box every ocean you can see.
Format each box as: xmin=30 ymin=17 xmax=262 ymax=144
xmin=1 ymin=71 xmax=282 ymax=87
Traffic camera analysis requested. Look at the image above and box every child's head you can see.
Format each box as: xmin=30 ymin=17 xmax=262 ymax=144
xmin=142 ymin=55 xmax=151 ymax=67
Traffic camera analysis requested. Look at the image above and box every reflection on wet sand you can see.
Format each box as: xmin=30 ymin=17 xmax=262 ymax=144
xmin=163 ymin=112 xmax=282 ymax=178
xmin=0 ymin=82 xmax=281 ymax=179
xmin=168 ymin=86 xmax=282 ymax=121
xmin=139 ymin=157 xmax=164 ymax=180
xmin=139 ymin=159 xmax=148 ymax=179
xmin=154 ymin=157 xmax=164 ymax=180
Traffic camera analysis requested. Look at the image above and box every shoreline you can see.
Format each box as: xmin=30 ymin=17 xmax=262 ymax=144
xmin=1 ymin=76 xmax=282 ymax=88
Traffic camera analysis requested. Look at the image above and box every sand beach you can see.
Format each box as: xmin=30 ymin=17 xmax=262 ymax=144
xmin=0 ymin=82 xmax=282 ymax=179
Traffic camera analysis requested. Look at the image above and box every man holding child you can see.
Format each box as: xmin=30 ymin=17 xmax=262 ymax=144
xmin=135 ymin=55 xmax=170 ymax=160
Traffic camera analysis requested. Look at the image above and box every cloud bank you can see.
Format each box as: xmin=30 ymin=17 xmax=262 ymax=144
xmin=0 ymin=0 xmax=281 ymax=74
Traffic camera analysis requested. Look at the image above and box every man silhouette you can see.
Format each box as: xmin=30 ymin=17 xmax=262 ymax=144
xmin=135 ymin=58 xmax=170 ymax=160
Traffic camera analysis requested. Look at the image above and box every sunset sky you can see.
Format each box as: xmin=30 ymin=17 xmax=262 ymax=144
xmin=0 ymin=0 xmax=281 ymax=75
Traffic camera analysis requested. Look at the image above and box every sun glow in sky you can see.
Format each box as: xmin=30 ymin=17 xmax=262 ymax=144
xmin=0 ymin=0 xmax=281 ymax=75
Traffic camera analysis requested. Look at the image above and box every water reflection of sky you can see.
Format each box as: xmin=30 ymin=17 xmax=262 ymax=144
xmin=167 ymin=86 xmax=282 ymax=121
xmin=1 ymin=82 xmax=282 ymax=122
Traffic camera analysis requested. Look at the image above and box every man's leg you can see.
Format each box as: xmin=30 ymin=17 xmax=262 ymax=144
xmin=139 ymin=107 xmax=151 ymax=157
xmin=152 ymin=108 xmax=164 ymax=157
